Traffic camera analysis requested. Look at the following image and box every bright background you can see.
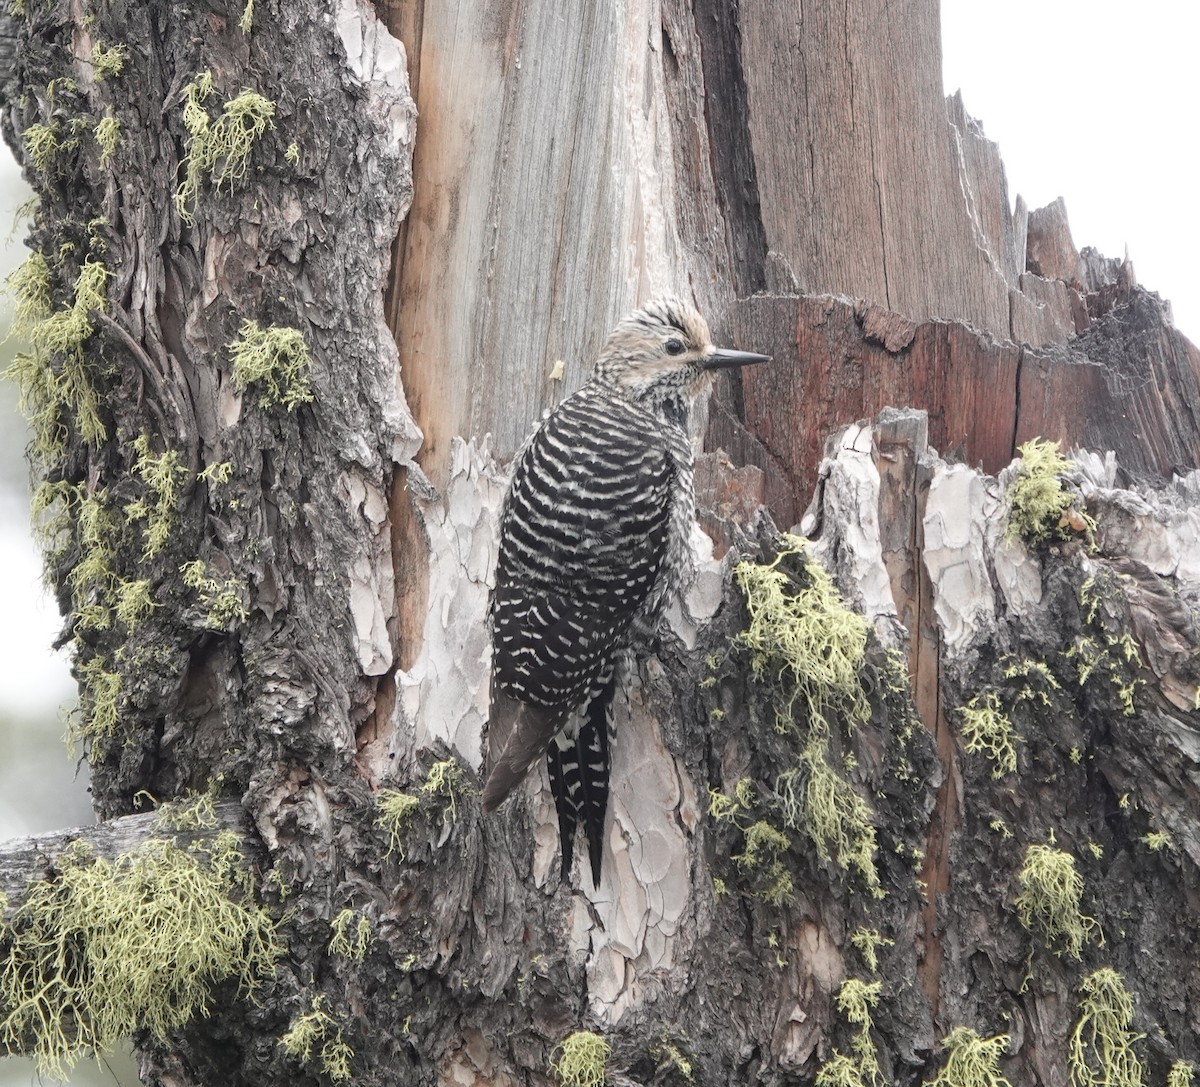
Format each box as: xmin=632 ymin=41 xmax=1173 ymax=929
xmin=942 ymin=0 xmax=1199 ymax=342
xmin=0 ymin=3 xmax=1196 ymax=1083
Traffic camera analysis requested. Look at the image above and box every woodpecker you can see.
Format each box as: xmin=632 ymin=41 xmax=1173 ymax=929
xmin=481 ymin=296 xmax=770 ymax=884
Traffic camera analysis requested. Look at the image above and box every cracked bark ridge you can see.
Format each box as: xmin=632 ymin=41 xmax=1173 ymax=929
xmin=3 ymin=0 xmax=418 ymax=1081
xmin=709 ymin=289 xmax=1200 ymax=528
xmin=3 ymin=0 xmax=417 ymax=812
xmin=916 ymin=428 xmax=1200 ymax=1083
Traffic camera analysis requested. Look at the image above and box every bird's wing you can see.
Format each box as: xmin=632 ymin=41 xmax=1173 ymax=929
xmin=491 ymin=424 xmax=676 ymax=706
xmin=484 ymin=395 xmax=676 ymax=810
xmin=480 ymin=690 xmax=563 ymax=812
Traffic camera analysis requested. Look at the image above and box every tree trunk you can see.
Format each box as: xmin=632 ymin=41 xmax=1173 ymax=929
xmin=2 ymin=2 xmax=1199 ymax=1087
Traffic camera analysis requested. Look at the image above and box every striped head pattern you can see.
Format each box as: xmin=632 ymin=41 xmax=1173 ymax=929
xmin=593 ymin=296 xmax=770 ymax=408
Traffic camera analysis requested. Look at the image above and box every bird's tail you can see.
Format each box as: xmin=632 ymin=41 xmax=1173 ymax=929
xmin=481 ymin=689 xmax=564 ymax=813
xmin=547 ymin=679 xmax=614 ymax=887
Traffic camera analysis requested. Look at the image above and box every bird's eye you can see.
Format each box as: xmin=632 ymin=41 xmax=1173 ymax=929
xmin=664 ymin=338 xmax=686 ymax=356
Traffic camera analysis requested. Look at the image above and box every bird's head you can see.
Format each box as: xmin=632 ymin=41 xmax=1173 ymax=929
xmin=593 ymin=296 xmax=770 ymax=409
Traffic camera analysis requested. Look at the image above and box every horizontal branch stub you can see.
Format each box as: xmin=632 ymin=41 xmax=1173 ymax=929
xmin=0 ymin=799 xmax=250 ymax=909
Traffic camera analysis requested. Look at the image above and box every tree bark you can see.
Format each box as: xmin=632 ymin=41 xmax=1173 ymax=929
xmin=2 ymin=1 xmax=1199 ymax=1086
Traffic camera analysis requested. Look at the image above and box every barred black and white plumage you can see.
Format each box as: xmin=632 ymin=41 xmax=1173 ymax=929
xmin=481 ymin=296 xmax=770 ymax=885
xmin=546 ymin=678 xmax=613 ymax=887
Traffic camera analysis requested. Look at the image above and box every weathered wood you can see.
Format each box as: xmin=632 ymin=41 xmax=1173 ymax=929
xmin=0 ymin=802 xmax=247 ymax=910
xmin=378 ymin=0 xmax=1125 ymax=503
xmin=1017 ymin=290 xmax=1200 ymax=479
xmin=383 ymin=2 xmax=676 ymax=483
xmin=714 ymin=294 xmax=1021 ymax=518
xmin=737 ymin=2 xmax=1060 ymax=341
xmin=712 ymin=287 xmax=1200 ymax=527
xmin=1027 ymin=196 xmax=1087 ymax=284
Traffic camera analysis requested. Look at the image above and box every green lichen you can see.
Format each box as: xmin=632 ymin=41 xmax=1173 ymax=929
xmin=838 ymin=979 xmax=882 ymax=1081
xmin=285 ymin=140 xmax=299 ymax=165
xmin=734 ymin=534 xmax=870 ymax=733
xmin=153 ymin=792 xmax=218 ymax=832
xmin=421 ymin=757 xmax=466 ymax=822
xmin=75 ymin=657 xmax=120 ymax=741
xmin=708 ymin=778 xmax=753 ymax=821
xmin=67 ymin=489 xmax=119 ymax=632
xmin=229 ymin=320 xmax=314 ymax=411
xmin=958 ymin=690 xmax=1018 ymax=778
xmin=1004 ymin=438 xmax=1095 ymax=547
xmin=18 ymin=258 xmax=111 ymax=449
xmin=45 ymin=76 xmax=80 ymax=104
xmin=923 ymin=1027 xmax=1013 ymax=1087
xmin=22 ymin=121 xmax=62 ymax=171
xmin=279 ymin=995 xmax=353 ymax=1083
xmin=5 ymin=250 xmax=53 ymax=334
xmin=1168 ymin=1062 xmax=1195 ymax=1087
xmin=765 ymin=930 xmax=787 ymax=968
xmin=328 ymin=909 xmax=373 ymax=960
xmin=29 ymin=479 xmax=77 ymax=554
xmin=817 ymin=1052 xmax=869 ymax=1087
xmin=239 ymin=0 xmax=254 ymax=33
xmin=179 ymin=559 xmax=248 ymax=631
xmin=655 ymin=1042 xmax=693 ymax=1082
xmin=40 ymin=257 xmax=110 ymax=350
xmin=1003 ymin=657 xmax=1061 ymax=699
xmin=778 ymin=738 xmax=881 ymax=895
xmin=125 ymin=432 xmax=188 ymax=558
xmin=849 ymin=928 xmax=893 ymax=973
xmin=180 ymin=70 xmax=214 ymax=142
xmin=732 ymin=820 xmax=794 ymax=906
xmin=1066 ymin=633 xmax=1142 ymax=717
xmin=1141 ymin=830 xmax=1174 ymax=853
xmin=114 ymin=578 xmax=156 ymax=628
xmin=1015 ymin=842 xmax=1101 ymax=958
xmin=0 ymin=833 xmax=280 ymax=1080
xmin=1067 ymin=969 xmax=1144 ymax=1087
xmin=376 ymin=790 xmax=419 ymax=859
xmin=730 ymin=536 xmax=882 ymax=894
xmin=90 ymin=42 xmax=127 ymax=80
xmin=198 ymin=460 xmax=233 ymax=485
xmin=826 ymin=978 xmax=882 ymax=1087
xmin=85 ymin=216 xmax=109 ymax=253
xmin=94 ymin=112 xmax=120 ymax=166
xmin=552 ymin=1030 xmax=610 ymax=1087
xmin=175 ymin=74 xmax=275 ymax=223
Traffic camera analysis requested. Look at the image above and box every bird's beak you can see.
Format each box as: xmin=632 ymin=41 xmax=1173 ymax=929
xmin=702 ymin=347 xmax=772 ymax=371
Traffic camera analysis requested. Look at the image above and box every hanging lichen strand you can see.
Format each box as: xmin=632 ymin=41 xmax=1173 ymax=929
xmin=0 ymin=826 xmax=281 ymax=1080
xmin=174 ymin=70 xmax=276 ymax=224
xmin=1003 ymin=438 xmax=1095 ymax=548
xmin=728 ymin=533 xmax=882 ymax=893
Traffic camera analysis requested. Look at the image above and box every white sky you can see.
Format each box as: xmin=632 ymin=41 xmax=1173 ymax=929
xmin=0 ymin=156 xmax=73 ymax=722
xmin=942 ymin=0 xmax=1200 ymax=342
